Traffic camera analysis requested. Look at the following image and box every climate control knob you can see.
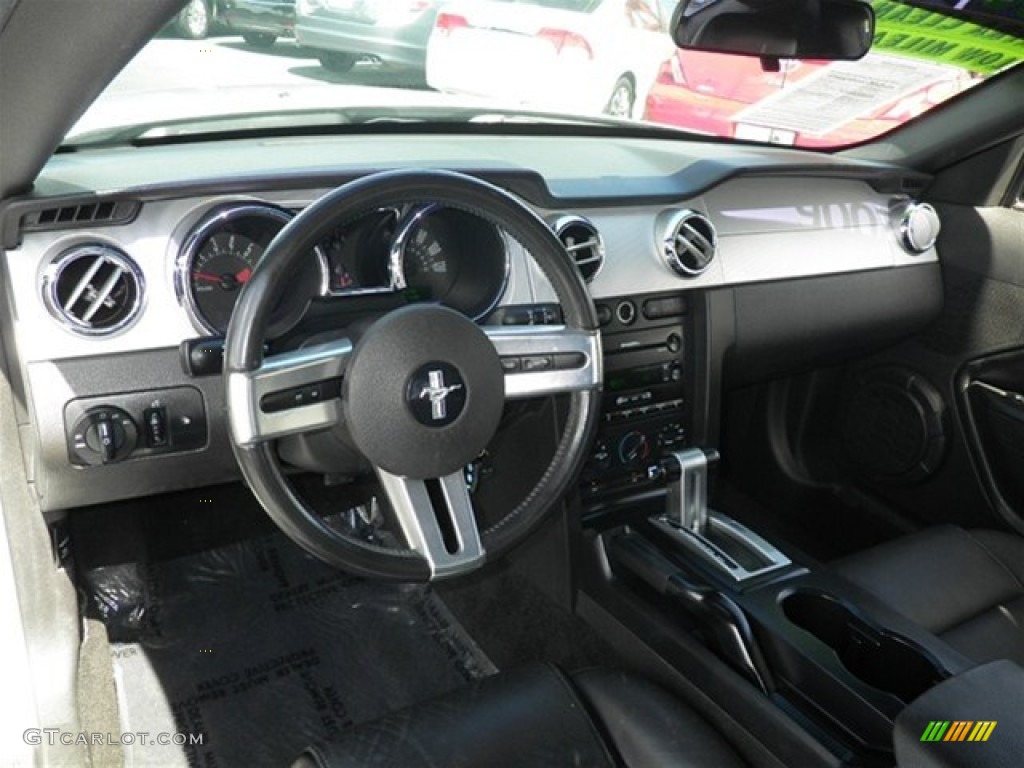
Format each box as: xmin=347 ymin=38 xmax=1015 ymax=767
xmin=618 ymin=430 xmax=650 ymax=465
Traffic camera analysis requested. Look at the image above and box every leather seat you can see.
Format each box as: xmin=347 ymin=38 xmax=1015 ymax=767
xmin=835 ymin=525 xmax=1024 ymax=666
xmin=293 ymin=664 xmax=748 ymax=767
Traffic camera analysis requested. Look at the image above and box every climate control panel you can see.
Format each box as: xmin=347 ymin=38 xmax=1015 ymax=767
xmin=65 ymin=386 xmax=208 ymax=466
xmin=582 ymin=404 xmax=689 ymax=497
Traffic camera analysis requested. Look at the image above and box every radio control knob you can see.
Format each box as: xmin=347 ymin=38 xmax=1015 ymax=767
xmin=615 ymin=300 xmax=637 ymax=325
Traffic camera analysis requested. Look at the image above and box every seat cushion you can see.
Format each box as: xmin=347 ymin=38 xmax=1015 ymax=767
xmin=573 ymin=668 xmax=747 ymax=768
xmin=295 ymin=664 xmax=747 ymax=768
xmin=835 ymin=526 xmax=1024 ymax=666
xmin=893 ymin=660 xmax=1024 ymax=768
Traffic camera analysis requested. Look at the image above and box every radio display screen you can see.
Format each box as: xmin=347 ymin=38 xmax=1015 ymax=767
xmin=607 ymin=365 xmax=670 ymax=392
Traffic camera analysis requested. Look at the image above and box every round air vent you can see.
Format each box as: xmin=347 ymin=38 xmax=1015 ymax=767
xmin=896 ymin=202 xmax=941 ymax=254
xmin=42 ymin=244 xmax=144 ymax=336
xmin=554 ymin=215 xmax=604 ymax=282
xmin=660 ymin=209 xmax=717 ymax=277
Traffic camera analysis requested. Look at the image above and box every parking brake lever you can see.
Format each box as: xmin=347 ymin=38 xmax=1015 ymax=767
xmin=606 ymin=531 xmax=773 ymax=695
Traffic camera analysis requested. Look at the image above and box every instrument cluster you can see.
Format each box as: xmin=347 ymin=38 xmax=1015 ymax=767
xmin=175 ymin=201 xmax=510 ymax=336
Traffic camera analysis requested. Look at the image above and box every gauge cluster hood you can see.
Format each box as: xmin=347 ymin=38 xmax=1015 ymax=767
xmin=0 ymin=0 xmax=182 ymax=198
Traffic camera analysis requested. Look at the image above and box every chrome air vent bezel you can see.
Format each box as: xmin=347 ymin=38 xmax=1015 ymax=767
xmin=553 ymin=215 xmax=605 ymax=283
xmin=660 ymin=209 xmax=717 ymax=277
xmin=41 ymin=243 xmax=145 ymax=336
xmin=896 ymin=202 xmax=941 ymax=254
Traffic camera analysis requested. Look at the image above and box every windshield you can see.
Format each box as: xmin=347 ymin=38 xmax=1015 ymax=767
xmin=67 ymin=0 xmax=1024 ymax=150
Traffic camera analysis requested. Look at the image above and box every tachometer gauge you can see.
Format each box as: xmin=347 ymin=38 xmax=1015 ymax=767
xmin=177 ymin=203 xmax=327 ymax=336
xmin=189 ymin=232 xmax=263 ymax=333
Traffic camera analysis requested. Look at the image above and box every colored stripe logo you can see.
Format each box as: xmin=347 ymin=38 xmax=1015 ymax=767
xmin=920 ymin=721 xmax=997 ymax=742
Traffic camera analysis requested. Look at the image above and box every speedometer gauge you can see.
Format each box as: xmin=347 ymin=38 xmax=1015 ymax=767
xmin=401 ymin=217 xmax=458 ymax=301
xmin=393 ymin=204 xmax=509 ymax=320
xmin=176 ymin=203 xmax=327 ymax=336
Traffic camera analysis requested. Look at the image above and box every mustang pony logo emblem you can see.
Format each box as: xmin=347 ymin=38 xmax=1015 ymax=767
xmin=418 ymin=369 xmax=464 ymax=422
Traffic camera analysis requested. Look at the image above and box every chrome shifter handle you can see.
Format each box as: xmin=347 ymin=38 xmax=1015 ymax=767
xmin=663 ymin=448 xmax=719 ymax=535
xmin=652 ymin=448 xmax=790 ymax=583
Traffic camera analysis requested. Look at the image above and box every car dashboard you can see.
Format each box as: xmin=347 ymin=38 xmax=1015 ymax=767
xmin=0 ymin=132 xmax=942 ymax=512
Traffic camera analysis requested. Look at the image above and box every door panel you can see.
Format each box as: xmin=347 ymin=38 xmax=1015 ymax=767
xmin=825 ymin=201 xmax=1024 ymax=534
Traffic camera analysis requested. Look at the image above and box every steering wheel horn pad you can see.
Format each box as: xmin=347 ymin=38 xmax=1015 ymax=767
xmin=343 ymin=304 xmax=504 ymax=479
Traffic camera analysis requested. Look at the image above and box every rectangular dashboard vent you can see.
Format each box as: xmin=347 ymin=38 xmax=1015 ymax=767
xmin=21 ymin=199 xmax=140 ymax=233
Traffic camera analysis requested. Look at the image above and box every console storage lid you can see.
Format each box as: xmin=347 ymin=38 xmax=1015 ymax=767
xmin=894 ymin=659 xmax=1024 ymax=767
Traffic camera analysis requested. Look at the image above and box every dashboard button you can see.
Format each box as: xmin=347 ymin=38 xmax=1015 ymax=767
xmin=144 ymin=406 xmax=168 ymax=448
xmin=553 ymin=352 xmax=586 ymax=369
xmin=500 ymin=357 xmax=521 ymax=373
xmin=521 ymin=355 xmax=553 ymax=372
xmin=260 ymin=381 xmax=339 ymax=413
xmin=532 ymin=305 xmax=562 ymax=325
xmin=615 ymin=300 xmax=637 ymax=325
xmin=501 ymin=307 xmax=533 ymax=325
xmin=643 ymin=296 xmax=687 ymax=320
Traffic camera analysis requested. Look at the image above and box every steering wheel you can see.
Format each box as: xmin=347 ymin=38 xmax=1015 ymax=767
xmin=224 ymin=170 xmax=602 ymax=581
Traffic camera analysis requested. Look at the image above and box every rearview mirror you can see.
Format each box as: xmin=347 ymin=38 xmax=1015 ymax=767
xmin=671 ymin=0 xmax=875 ymax=61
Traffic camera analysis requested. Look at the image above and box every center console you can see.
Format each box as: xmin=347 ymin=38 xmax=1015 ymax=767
xmin=574 ymin=303 xmax=975 ymax=764
xmin=580 ymin=471 xmax=976 ymax=765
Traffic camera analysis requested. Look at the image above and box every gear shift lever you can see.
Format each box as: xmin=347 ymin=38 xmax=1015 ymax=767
xmin=663 ymin=448 xmax=719 ymax=535
xmin=652 ymin=447 xmax=791 ymax=582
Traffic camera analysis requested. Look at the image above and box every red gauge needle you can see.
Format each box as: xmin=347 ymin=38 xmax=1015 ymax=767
xmin=193 ymin=272 xmax=223 ymax=283
xmin=236 ymin=268 xmax=253 ymax=283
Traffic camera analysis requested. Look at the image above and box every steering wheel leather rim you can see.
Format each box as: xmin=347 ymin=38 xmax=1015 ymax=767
xmin=224 ymin=169 xmax=601 ymax=581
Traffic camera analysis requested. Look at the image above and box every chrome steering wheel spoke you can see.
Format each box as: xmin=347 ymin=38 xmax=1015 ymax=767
xmin=484 ymin=325 xmax=602 ymax=399
xmin=227 ymin=338 xmax=352 ymax=446
xmin=376 ymin=468 xmax=485 ymax=578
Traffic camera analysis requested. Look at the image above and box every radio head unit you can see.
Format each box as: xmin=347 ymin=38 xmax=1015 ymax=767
xmin=581 ymin=292 xmax=697 ymax=502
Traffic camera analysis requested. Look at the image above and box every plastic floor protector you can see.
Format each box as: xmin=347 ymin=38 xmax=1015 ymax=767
xmin=81 ymin=525 xmax=496 ymax=768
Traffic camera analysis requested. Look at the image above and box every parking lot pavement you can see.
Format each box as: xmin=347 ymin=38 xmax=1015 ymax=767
xmin=105 ymin=36 xmax=429 ymax=99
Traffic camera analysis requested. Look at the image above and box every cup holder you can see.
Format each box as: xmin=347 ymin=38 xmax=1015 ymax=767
xmin=782 ymin=590 xmax=945 ymax=702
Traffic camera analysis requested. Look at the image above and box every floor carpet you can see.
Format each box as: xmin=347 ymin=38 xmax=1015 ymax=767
xmin=79 ymin=522 xmax=495 ymax=768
